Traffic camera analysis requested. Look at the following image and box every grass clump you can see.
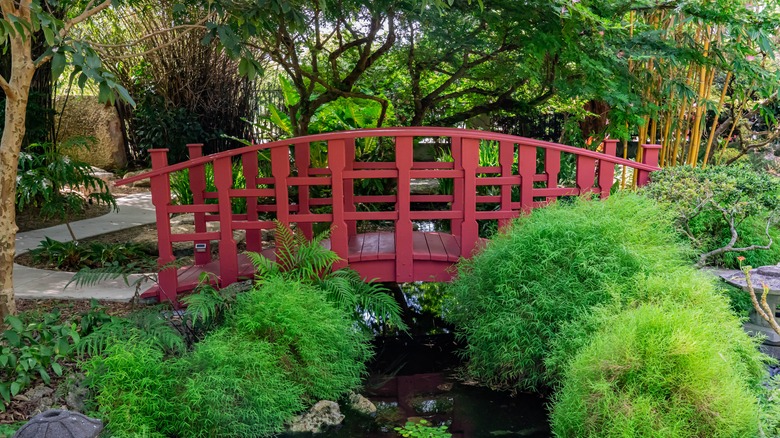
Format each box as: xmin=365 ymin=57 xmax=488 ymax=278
xmin=550 ymin=302 xmax=763 ymax=438
xmin=445 ymin=193 xmax=688 ymax=391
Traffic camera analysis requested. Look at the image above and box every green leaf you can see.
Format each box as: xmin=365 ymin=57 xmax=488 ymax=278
xmin=39 ymin=369 xmax=50 ymax=385
xmin=0 ymin=383 xmax=9 ymax=404
xmin=3 ymin=330 xmax=20 ymax=347
xmin=51 ymin=362 xmax=62 ymax=376
xmin=10 ymin=382 xmax=20 ymax=397
xmin=5 ymin=316 xmax=23 ymax=332
xmin=42 ymin=25 xmax=54 ymax=46
xmin=51 ymin=52 xmax=66 ymax=80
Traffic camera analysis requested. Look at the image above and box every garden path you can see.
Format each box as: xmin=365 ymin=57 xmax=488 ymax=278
xmin=13 ymin=192 xmax=156 ymax=301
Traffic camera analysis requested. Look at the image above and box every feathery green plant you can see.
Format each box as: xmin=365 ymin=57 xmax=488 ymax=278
xmin=247 ymin=220 xmax=407 ymax=331
xmin=445 ymin=193 xmax=689 ymax=391
xmin=76 ymin=308 xmax=185 ymax=357
xmin=550 ymin=302 xmax=764 ymax=438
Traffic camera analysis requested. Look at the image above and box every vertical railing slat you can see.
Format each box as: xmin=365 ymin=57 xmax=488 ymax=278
xmin=150 ymin=149 xmax=178 ymax=305
xmin=395 ymin=136 xmax=414 ymax=282
xmin=598 ymin=139 xmax=618 ymax=198
xmin=518 ymin=144 xmax=536 ymax=213
xmin=451 ymin=136 xmax=464 ymax=239
xmin=214 ymin=156 xmax=238 ymax=286
xmin=187 ymin=144 xmax=211 ymax=266
xmin=460 ymin=138 xmax=479 ymax=257
xmin=499 ymin=140 xmax=515 ymax=229
xmin=637 ymin=144 xmax=662 ymax=186
xmin=576 ymin=155 xmax=597 ymax=195
xmin=271 ymin=146 xmax=290 ymax=225
xmin=545 ymin=148 xmax=561 ymax=203
xmin=345 ymin=138 xmax=357 ymax=236
xmin=294 ymin=142 xmax=313 ymax=239
xmin=328 ymin=140 xmax=349 ymax=270
xmin=242 ymin=151 xmax=261 ymax=252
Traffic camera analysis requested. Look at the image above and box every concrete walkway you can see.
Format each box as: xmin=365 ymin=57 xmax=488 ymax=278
xmin=14 ymin=192 xmax=157 ymax=302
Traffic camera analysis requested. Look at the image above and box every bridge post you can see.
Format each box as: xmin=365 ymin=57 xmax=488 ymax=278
xmin=214 ymin=156 xmax=238 ymax=286
xmin=460 ymin=139 xmax=479 ymax=257
xmin=576 ymin=154 xmax=597 ymax=194
xmin=598 ymin=139 xmax=619 ymax=198
xmin=149 ymin=149 xmax=179 ymax=306
xmin=395 ymin=136 xmax=414 ymax=282
xmin=187 ymin=144 xmax=211 ymax=265
xmin=294 ymin=143 xmax=313 ymax=239
xmin=344 ymin=138 xmax=357 ymax=237
xmin=637 ymin=144 xmax=662 ymax=186
xmin=328 ymin=140 xmax=349 ymax=270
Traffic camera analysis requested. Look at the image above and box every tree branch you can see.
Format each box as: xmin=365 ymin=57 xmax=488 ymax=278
xmin=59 ymin=0 xmax=112 ymax=39
xmin=0 ymin=74 xmax=15 ymax=99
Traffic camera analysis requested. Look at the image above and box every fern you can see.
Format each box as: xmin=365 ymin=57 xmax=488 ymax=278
xmin=181 ymin=275 xmax=239 ymax=333
xmin=77 ymin=309 xmax=185 ymax=357
xmin=247 ymin=221 xmax=406 ymax=332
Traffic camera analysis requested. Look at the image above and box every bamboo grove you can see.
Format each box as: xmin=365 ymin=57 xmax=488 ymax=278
xmin=582 ymin=0 xmax=780 ymax=184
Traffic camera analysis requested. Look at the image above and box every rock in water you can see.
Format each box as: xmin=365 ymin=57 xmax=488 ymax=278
xmin=349 ymin=393 xmax=377 ymax=416
xmin=13 ymin=410 xmax=103 ymax=438
xmin=287 ymin=400 xmax=345 ymax=433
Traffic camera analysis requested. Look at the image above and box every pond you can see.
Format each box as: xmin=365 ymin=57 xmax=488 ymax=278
xmin=282 ymin=282 xmax=551 ymax=438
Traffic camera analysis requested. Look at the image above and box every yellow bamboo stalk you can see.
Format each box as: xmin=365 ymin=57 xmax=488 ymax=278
xmin=687 ymin=27 xmax=712 ymax=166
xmin=702 ymin=70 xmax=732 ymax=168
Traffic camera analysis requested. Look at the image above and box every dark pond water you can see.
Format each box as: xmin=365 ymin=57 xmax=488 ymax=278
xmin=282 ymin=283 xmax=552 ymax=438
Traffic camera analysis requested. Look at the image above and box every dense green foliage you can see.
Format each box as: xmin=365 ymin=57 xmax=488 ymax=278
xmin=395 ymin=419 xmax=452 ymax=438
xmin=445 ymin=194 xmax=688 ymax=391
xmin=28 ymin=238 xmax=154 ymax=271
xmin=0 ymin=311 xmax=78 ymax=411
xmin=550 ymin=302 xmax=763 ymax=437
xmin=84 ymin=277 xmax=373 ymax=437
xmin=645 ymin=165 xmax=780 ymax=267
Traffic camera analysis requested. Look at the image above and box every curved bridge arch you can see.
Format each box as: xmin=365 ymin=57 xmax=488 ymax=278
xmin=117 ymin=127 xmax=661 ymax=304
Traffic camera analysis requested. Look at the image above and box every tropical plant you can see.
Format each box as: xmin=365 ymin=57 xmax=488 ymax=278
xmin=645 ymin=165 xmax=780 ymax=267
xmin=0 ymin=310 xmax=79 ymax=412
xmin=444 ymin=193 xmax=689 ymax=391
xmin=16 ymin=139 xmax=117 ymax=241
xmin=246 ymin=221 xmax=407 ymax=331
xmin=76 ymin=308 xmax=186 ymax=358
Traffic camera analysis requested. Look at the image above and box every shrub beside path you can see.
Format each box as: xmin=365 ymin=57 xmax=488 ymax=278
xmin=13 ymin=192 xmax=156 ymax=301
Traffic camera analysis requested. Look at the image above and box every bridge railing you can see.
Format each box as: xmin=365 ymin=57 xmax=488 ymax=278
xmin=117 ymin=127 xmax=661 ymax=303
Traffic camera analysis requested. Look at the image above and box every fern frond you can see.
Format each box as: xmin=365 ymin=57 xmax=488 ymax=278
xmin=245 ymin=251 xmax=280 ymax=280
xmin=68 ymin=265 xmax=138 ymax=288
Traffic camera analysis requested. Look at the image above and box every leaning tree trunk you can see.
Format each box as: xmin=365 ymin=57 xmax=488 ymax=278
xmin=0 ymin=25 xmax=36 ymax=321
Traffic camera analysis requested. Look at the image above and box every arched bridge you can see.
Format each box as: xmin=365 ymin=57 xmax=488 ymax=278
xmin=117 ymin=128 xmax=661 ymax=304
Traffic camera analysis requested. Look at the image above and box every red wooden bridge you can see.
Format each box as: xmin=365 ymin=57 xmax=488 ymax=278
xmin=116 ymin=128 xmax=661 ymax=304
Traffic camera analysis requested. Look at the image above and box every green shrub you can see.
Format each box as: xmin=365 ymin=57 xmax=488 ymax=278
xmin=645 ymin=164 xmax=780 ymax=267
xmin=550 ymin=302 xmax=764 ymax=438
xmin=230 ymin=277 xmax=372 ymax=401
xmin=545 ymin=267 xmax=767 ymax=391
xmin=156 ymin=278 xmax=370 ymax=437
xmin=445 ymin=193 xmax=688 ymax=391
xmin=169 ymin=329 xmax=305 ymax=438
xmin=83 ymin=337 xmax=174 ymax=438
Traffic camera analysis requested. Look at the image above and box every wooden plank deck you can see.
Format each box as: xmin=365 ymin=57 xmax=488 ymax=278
xmin=141 ymin=231 xmax=464 ymax=299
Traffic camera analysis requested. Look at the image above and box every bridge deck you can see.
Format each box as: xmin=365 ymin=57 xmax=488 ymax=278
xmin=141 ymin=231 xmax=463 ymax=299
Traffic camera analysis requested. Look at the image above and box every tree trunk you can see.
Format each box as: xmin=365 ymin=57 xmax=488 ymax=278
xmin=0 ymin=21 xmax=37 ymax=320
